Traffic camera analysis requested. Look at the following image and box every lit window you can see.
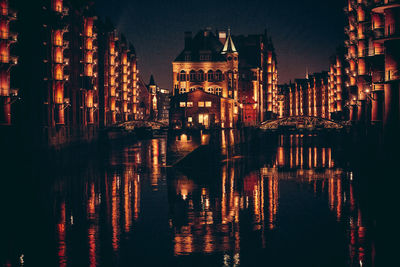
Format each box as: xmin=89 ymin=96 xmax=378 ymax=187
xmin=188 ymin=117 xmax=192 ymax=122
xmin=86 ymin=39 xmax=93 ymax=50
xmin=198 ymin=114 xmax=204 ymax=124
xmin=187 ymin=102 xmax=193 ymax=107
xmin=179 ymin=102 xmax=186 ymax=107
xmin=215 ymin=88 xmax=222 ymax=96
xmin=205 ymin=101 xmax=212 ymax=107
xmin=207 ymin=88 xmax=214 ymax=94
xmin=198 ymin=102 xmax=204 ymax=107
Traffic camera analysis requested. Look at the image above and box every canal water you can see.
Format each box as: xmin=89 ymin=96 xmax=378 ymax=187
xmin=0 ymin=131 xmax=390 ymax=266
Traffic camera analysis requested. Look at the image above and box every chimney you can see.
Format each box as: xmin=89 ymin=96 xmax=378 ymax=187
xmin=218 ymin=31 xmax=227 ymax=44
xmin=184 ymin=31 xmax=192 ymax=49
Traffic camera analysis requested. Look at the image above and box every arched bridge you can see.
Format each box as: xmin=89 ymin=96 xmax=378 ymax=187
xmin=259 ymin=116 xmax=347 ymax=131
xmin=117 ymin=121 xmax=168 ymax=131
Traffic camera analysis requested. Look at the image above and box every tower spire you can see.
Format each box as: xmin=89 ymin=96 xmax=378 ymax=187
xmin=221 ymin=28 xmax=238 ymax=55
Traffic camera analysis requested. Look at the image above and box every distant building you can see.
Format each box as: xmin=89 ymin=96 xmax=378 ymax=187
xmin=281 ymin=72 xmax=331 ymax=119
xmin=329 ymin=48 xmax=349 ymax=121
xmin=170 ymin=28 xmax=278 ymax=129
xmin=147 ymin=75 xmax=170 ymax=123
xmin=136 ymin=77 xmax=151 ymax=121
xmin=156 ymin=87 xmax=170 ymax=124
xmin=234 ymin=32 xmax=278 ymax=125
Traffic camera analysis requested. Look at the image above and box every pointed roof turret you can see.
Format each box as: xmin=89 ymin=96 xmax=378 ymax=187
xmin=149 ymin=75 xmax=156 ymax=86
xmin=221 ymin=28 xmax=238 ymax=55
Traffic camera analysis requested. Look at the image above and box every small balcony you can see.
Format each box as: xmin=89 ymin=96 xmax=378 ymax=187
xmin=63 ymin=41 xmax=69 ymax=49
xmin=372 ymin=0 xmax=400 ymax=13
xmin=1 ymin=8 xmax=17 ymax=20
xmin=386 ymin=69 xmax=400 ymax=81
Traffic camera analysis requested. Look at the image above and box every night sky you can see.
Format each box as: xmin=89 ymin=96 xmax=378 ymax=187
xmin=95 ymin=0 xmax=346 ymax=89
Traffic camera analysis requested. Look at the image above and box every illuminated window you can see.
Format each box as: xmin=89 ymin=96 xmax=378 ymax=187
xmin=86 ymin=52 xmax=93 ymax=64
xmin=53 ymin=0 xmax=63 ymax=12
xmin=179 ymin=102 xmax=186 ymax=107
xmin=198 ymin=114 xmax=204 ymax=124
xmin=86 ymin=39 xmax=93 ymax=50
xmin=188 ymin=117 xmax=192 ymax=122
xmin=54 ymin=47 xmax=63 ymax=63
xmin=179 ymin=88 xmax=186 ymax=94
xmin=1 ymin=2 xmax=8 ymax=16
xmin=198 ymin=101 xmax=204 ymax=107
xmin=53 ymin=31 xmax=63 ymax=46
xmin=85 ymin=64 xmax=93 ymax=77
xmin=215 ymin=88 xmax=222 ymax=96
xmin=85 ymin=18 xmax=93 ymax=37
xmin=205 ymin=101 xmax=212 ymax=107
xmin=0 ymin=43 xmax=8 ymax=63
xmin=187 ymin=102 xmax=193 ymax=107
xmin=54 ymin=65 xmax=63 ymax=80
xmin=207 ymin=88 xmax=214 ymax=94
xmin=180 ymin=71 xmax=186 ymax=81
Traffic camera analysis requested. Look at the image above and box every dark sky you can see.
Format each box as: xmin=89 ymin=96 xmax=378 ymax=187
xmin=95 ymin=0 xmax=346 ymax=89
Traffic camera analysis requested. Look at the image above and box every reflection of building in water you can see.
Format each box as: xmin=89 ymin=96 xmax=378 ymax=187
xmin=261 ymin=164 xmax=371 ymax=266
xmin=275 ymin=134 xmax=334 ymax=169
xmin=171 ymin=163 xmax=240 ymax=256
xmin=57 ymin=201 xmax=67 ymax=267
xmin=87 ymin=183 xmax=99 ymax=267
xmin=170 ymin=133 xmax=372 ymax=266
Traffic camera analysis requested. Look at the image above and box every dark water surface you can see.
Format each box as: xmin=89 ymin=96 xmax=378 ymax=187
xmin=1 ymin=132 xmax=387 ymax=266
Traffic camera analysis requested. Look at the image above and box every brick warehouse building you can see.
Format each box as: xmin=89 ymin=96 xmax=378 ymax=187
xmin=1 ymin=0 xmax=149 ymax=148
xmin=170 ymin=28 xmax=278 ymax=129
xmin=280 ymin=72 xmax=334 ymax=119
xmin=344 ymin=0 xmax=400 ymax=132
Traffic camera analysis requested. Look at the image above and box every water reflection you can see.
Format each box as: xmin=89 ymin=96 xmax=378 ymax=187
xmin=168 ymin=133 xmax=373 ymax=266
xmin=1 ymin=133 xmax=377 ymax=266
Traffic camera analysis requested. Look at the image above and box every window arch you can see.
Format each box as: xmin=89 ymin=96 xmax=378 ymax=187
xmin=179 ymin=70 xmax=186 ymax=81
xmin=207 ymin=70 xmax=213 ymax=82
xmin=189 ymin=70 xmax=196 ymax=82
xmin=197 ymin=70 xmax=204 ymax=81
xmin=54 ymin=64 xmax=63 ymax=80
xmin=215 ymin=70 xmax=222 ymax=81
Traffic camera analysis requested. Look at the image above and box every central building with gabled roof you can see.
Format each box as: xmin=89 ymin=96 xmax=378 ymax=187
xmin=171 ymin=28 xmax=278 ymax=129
xmin=171 ymin=28 xmax=239 ymax=129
